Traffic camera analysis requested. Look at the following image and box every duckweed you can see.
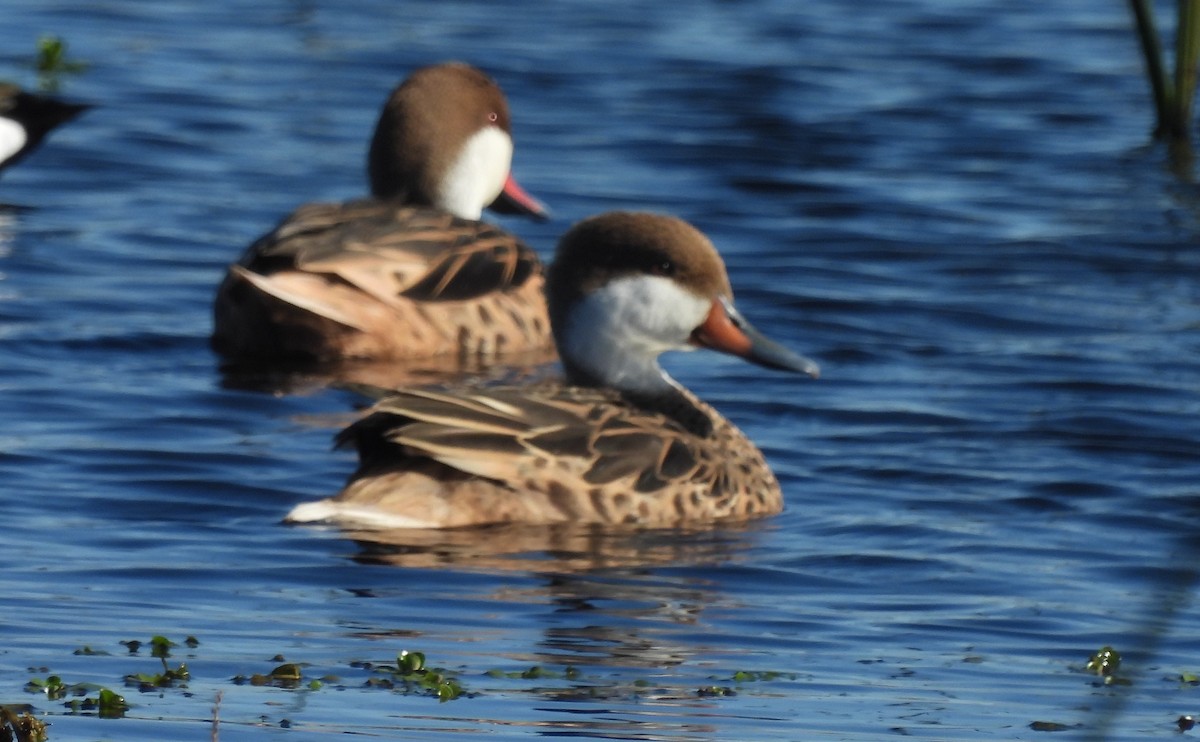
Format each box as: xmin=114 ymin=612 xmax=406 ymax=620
xmin=10 ymin=633 xmax=861 ymax=734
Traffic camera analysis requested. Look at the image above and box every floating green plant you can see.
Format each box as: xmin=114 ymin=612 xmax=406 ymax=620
xmin=13 ymin=635 xmax=819 ymax=737
xmin=1086 ymin=645 xmax=1122 ymax=677
xmin=729 ymin=670 xmax=796 ymax=683
xmin=66 ymin=688 xmax=128 ymax=719
xmin=22 ymin=676 xmax=67 ymax=702
xmin=1085 ymin=645 xmax=1131 ymax=686
xmin=120 ymin=635 xmax=180 ymax=658
xmin=24 ymin=674 xmax=128 ymax=719
xmin=71 ymin=646 xmax=108 ymax=657
xmin=693 ymin=669 xmax=795 ymax=697
xmin=370 ymin=650 xmax=466 ymax=702
xmin=148 ymin=636 xmax=175 ymax=658
xmin=234 ymin=662 xmax=306 ymax=689
xmin=485 ymin=665 xmax=580 ymax=681
xmin=124 ymin=657 xmax=190 ymax=692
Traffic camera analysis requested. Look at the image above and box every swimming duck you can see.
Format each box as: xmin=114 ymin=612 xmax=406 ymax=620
xmin=285 ymin=211 xmax=819 ymax=529
xmin=0 ymin=83 xmax=88 ymax=173
xmin=212 ymin=62 xmax=551 ymax=363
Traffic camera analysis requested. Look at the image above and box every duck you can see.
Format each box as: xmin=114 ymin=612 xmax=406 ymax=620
xmin=285 ymin=211 xmax=820 ymax=529
xmin=0 ymin=83 xmax=89 ymax=173
xmin=212 ymin=62 xmax=551 ymax=364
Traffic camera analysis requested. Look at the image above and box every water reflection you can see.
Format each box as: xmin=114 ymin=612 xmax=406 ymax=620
xmin=340 ymin=529 xmax=751 ymax=739
xmin=0 ymin=207 xmax=14 ymax=262
xmin=345 ymin=521 xmax=763 ymax=573
xmin=219 ymin=346 xmax=559 ymax=397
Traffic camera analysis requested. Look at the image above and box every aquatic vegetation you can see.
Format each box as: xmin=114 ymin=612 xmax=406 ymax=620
xmin=367 ymin=650 xmax=466 ymax=701
xmin=13 ymin=634 xmax=826 ymax=734
xmin=1128 ymin=0 xmax=1200 ymax=140
xmin=694 ymin=670 xmax=797 ymax=699
xmin=1086 ymin=645 xmax=1126 ymax=686
xmin=485 ymin=665 xmax=581 ymax=681
xmin=124 ymin=657 xmax=190 ymax=692
xmin=114 ymin=637 xmax=193 ymax=691
xmin=0 ymin=705 xmax=47 ymax=742
xmin=233 ymin=661 xmax=307 ymax=689
xmin=478 ymin=662 xmax=799 ymax=706
xmin=20 ymin=677 xmax=66 ymax=702
xmin=23 ymin=675 xmax=128 ymax=719
xmin=9 ymin=35 xmax=89 ymax=93
xmin=70 ymin=646 xmax=108 ymax=657
xmin=65 ymin=689 xmax=127 ymax=719
xmin=22 ymin=635 xmax=201 ymax=721
xmin=729 ymin=670 xmax=796 ymax=683
xmin=33 ymin=37 xmax=87 ymax=78
xmin=120 ymin=635 xmax=193 ymax=658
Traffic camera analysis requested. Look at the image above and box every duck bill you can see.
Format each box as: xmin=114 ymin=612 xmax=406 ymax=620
xmin=690 ymin=297 xmax=820 ymax=378
xmin=488 ymin=173 xmax=551 ymax=221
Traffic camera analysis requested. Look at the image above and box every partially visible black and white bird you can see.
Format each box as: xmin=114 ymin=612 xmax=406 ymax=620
xmin=0 ymin=83 xmax=88 ymax=174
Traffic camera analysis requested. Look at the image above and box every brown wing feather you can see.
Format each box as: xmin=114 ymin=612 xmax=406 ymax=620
xmin=340 ymin=384 xmax=703 ymax=490
xmin=239 ymin=200 xmax=540 ymax=304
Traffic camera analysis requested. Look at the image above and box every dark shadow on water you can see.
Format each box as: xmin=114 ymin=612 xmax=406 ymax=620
xmin=1084 ymin=531 xmax=1200 ymax=741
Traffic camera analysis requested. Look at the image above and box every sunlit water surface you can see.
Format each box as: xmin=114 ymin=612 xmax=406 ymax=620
xmin=2 ymin=1 xmax=1199 ymax=740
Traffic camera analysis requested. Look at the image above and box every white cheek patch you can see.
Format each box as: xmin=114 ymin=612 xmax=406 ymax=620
xmin=439 ymin=126 xmax=513 ymax=220
xmin=0 ymin=117 xmax=29 ymax=165
xmin=562 ymin=275 xmax=711 ymax=391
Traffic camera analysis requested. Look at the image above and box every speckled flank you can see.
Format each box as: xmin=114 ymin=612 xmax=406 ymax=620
xmin=285 ymin=375 xmax=785 ymax=529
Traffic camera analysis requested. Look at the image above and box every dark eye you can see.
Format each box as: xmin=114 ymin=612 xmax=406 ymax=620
xmin=648 ymin=260 xmax=675 ymax=277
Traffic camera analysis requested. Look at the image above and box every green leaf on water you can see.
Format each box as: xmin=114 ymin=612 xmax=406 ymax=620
xmin=95 ymin=688 xmax=128 ymax=718
xmin=270 ymin=663 xmax=303 ymax=682
xmin=148 ymin=636 xmax=175 ymax=658
xmin=397 ymin=650 xmax=425 ymax=673
xmin=1086 ymin=646 xmax=1121 ymax=677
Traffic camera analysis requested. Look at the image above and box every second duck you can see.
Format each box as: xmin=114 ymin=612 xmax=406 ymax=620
xmin=212 ymin=62 xmax=551 ymax=364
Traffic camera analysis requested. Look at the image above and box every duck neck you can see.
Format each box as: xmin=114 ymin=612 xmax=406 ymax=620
xmin=563 ymin=358 xmax=714 ymax=438
xmin=623 ymin=383 xmax=714 ymax=439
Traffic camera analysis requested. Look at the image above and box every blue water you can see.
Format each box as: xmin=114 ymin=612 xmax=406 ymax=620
xmin=2 ymin=1 xmax=1199 ymax=739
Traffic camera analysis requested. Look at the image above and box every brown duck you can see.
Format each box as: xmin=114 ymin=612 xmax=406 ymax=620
xmin=212 ymin=62 xmax=551 ymax=363
xmin=286 ymin=212 xmax=819 ymax=529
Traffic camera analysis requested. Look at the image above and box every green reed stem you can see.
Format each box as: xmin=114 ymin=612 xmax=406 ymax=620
xmin=1129 ymin=0 xmax=1173 ymax=134
xmin=1172 ymin=0 xmax=1200 ymax=138
xmin=1128 ymin=0 xmax=1200 ymax=140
